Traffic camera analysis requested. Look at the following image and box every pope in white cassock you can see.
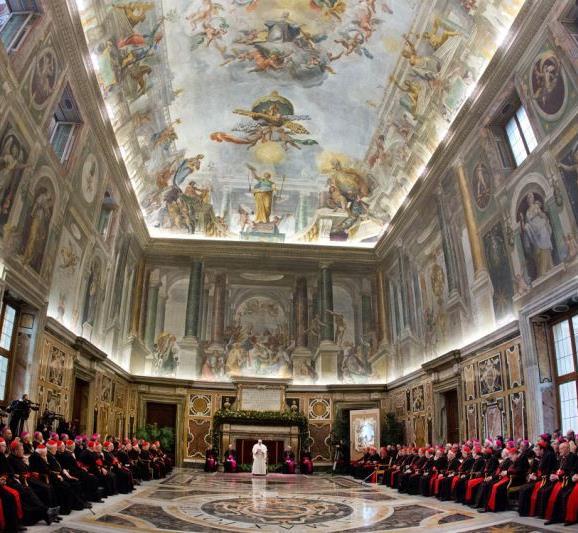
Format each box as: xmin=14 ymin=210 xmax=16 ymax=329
xmin=252 ymin=439 xmax=267 ymax=476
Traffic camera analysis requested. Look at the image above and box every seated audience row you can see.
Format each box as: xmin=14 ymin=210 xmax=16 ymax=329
xmin=0 ymin=428 xmax=172 ymax=530
xmin=352 ymin=430 xmax=577 ymax=527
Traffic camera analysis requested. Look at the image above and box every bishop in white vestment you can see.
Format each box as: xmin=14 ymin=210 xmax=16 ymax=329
xmin=252 ymin=439 xmax=267 ymax=476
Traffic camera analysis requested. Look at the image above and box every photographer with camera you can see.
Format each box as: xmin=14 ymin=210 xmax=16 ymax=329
xmin=7 ymin=395 xmax=39 ymax=437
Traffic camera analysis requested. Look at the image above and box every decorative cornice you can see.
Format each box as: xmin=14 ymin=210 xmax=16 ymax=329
xmin=73 ymin=337 xmax=107 ymax=362
xmin=145 ymin=238 xmax=378 ymax=272
xmin=457 ymin=320 xmax=520 ymax=359
xmin=422 ymin=349 xmax=461 ymax=373
xmin=45 ymin=317 xmax=77 ymax=346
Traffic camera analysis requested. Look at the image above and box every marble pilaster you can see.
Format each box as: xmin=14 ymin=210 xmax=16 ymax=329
xmin=317 ymin=264 xmax=338 ymax=381
xmin=144 ymin=276 xmax=160 ymax=350
xmin=455 ymin=162 xmax=494 ymax=328
xmin=180 ymin=261 xmax=204 ymax=378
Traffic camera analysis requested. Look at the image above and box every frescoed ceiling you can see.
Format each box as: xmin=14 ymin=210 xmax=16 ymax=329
xmin=74 ymin=0 xmax=526 ymax=247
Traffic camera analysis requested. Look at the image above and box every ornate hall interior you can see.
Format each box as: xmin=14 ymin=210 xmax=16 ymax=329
xmin=0 ymin=0 xmax=578 ymax=531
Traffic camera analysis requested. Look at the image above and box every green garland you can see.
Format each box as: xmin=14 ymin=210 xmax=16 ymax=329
xmin=211 ymin=409 xmax=309 ymax=454
xmin=213 ymin=409 xmax=308 ymax=429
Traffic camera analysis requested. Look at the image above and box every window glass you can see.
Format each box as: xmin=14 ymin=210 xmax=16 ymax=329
xmin=559 ymin=381 xmax=578 ymax=434
xmin=505 ymin=116 xmax=527 ymax=166
xmin=0 ymin=305 xmax=16 ymax=351
xmin=0 ymin=11 xmax=27 ymax=49
xmin=0 ymin=2 xmax=10 ymax=28
xmin=516 ymin=106 xmax=537 ymax=152
xmin=0 ymin=355 xmax=8 ymax=401
xmin=504 ymin=105 xmax=537 ymax=167
xmin=50 ymin=122 xmax=74 ymax=161
xmin=553 ymin=320 xmax=575 ymax=376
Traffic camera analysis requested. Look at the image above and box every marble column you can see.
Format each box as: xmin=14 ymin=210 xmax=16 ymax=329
xmin=361 ymin=293 xmax=372 ymax=337
xmin=179 ymin=261 xmax=204 ymax=378
xmin=129 ymin=260 xmax=144 ymax=337
xmin=436 ymin=189 xmax=459 ymax=295
xmin=138 ymin=269 xmax=150 ymax=340
xmin=375 ymin=269 xmax=389 ymax=345
xmin=293 ymin=277 xmax=312 ymax=378
xmin=156 ymin=286 xmax=167 ymax=338
xmin=317 ymin=264 xmax=338 ymax=381
xmin=397 ymin=247 xmax=410 ymax=331
xmin=127 ymin=261 xmax=149 ymax=375
xmin=455 ymin=161 xmax=494 ymax=327
xmin=144 ymin=277 xmax=160 ymax=350
xmin=185 ymin=261 xmax=204 ymax=339
xmin=295 ymin=277 xmax=308 ymax=348
xmin=318 ymin=265 xmax=334 ymax=342
xmin=211 ymin=272 xmax=226 ymax=345
xmin=437 ymin=187 xmax=467 ymax=338
xmin=455 ymin=162 xmax=486 ymax=277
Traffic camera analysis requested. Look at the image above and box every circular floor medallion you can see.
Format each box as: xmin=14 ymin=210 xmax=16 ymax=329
xmin=200 ymin=496 xmax=352 ymax=525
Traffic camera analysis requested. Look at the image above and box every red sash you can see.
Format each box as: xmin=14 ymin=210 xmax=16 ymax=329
xmin=429 ymin=473 xmax=440 ymax=494
xmin=434 ymin=474 xmax=444 ymax=495
xmin=451 ymin=474 xmax=460 ymax=492
xmin=465 ymin=477 xmax=483 ymax=503
xmin=565 ymin=483 xmax=578 ymax=523
xmin=227 ymin=456 xmax=237 ymax=471
xmin=285 ymin=460 xmax=296 ymax=474
xmin=2 ymin=485 xmax=23 ymax=519
xmin=487 ymin=476 xmax=509 ymax=511
xmin=544 ymin=481 xmax=564 ymax=521
xmin=529 ymin=480 xmax=542 ymax=516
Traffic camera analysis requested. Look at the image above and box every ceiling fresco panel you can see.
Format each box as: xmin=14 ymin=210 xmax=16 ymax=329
xmin=73 ymin=0 xmax=526 ymax=247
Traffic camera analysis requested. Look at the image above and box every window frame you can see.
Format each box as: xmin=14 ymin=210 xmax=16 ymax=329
xmin=0 ymin=1 xmax=40 ymax=54
xmin=0 ymin=299 xmax=19 ymax=406
xmin=490 ymin=95 xmax=538 ymax=170
xmin=504 ymin=106 xmax=537 ymax=167
xmin=549 ymin=311 xmax=578 ymax=433
xmin=49 ymin=121 xmax=78 ymax=164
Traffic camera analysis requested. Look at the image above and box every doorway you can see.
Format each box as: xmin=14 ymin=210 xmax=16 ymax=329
xmin=71 ymin=377 xmax=90 ymax=436
xmin=146 ymin=402 xmax=177 ymax=429
xmin=443 ymin=389 xmax=459 ymax=443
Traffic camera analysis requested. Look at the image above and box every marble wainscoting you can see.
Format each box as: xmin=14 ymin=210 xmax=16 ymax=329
xmin=28 ymin=470 xmax=569 ymax=532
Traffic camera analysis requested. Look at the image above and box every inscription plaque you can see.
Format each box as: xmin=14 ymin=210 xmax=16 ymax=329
xmin=241 ymin=387 xmax=282 ymax=411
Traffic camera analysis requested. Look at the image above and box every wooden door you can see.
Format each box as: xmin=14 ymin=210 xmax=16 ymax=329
xmin=444 ymin=389 xmax=460 ymax=443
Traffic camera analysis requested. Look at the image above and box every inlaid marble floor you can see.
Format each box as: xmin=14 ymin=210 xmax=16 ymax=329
xmin=29 ymin=469 xmax=572 ymax=532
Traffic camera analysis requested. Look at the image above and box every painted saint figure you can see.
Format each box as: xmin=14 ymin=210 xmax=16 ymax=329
xmin=21 ymin=186 xmax=54 ymax=272
xmin=519 ymin=191 xmax=554 ymax=279
xmin=251 ymin=439 xmax=267 ymax=476
xmin=247 ymin=165 xmax=275 ymax=224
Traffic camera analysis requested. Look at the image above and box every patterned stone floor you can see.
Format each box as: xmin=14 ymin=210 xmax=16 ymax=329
xmin=29 ymin=469 xmax=572 ymax=532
